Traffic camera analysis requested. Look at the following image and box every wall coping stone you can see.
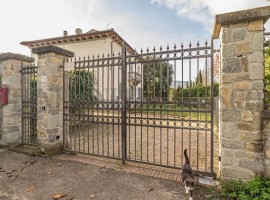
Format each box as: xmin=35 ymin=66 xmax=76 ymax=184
xmin=32 ymin=45 xmax=74 ymax=58
xmin=213 ymin=6 xmax=270 ymax=39
xmin=0 ymin=52 xmax=34 ymax=62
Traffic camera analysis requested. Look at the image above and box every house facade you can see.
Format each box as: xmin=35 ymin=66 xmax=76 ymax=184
xmin=21 ymin=28 xmax=142 ymax=101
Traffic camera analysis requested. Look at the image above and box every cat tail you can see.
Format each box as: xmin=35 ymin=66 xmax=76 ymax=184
xmin=184 ymin=149 xmax=190 ymax=164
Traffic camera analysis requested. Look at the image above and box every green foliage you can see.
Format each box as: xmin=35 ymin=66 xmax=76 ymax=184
xmin=195 ymin=69 xmax=203 ymax=86
xmin=174 ymin=83 xmax=219 ymax=100
xmin=209 ymin=176 xmax=270 ymax=200
xmin=143 ymin=60 xmax=174 ymax=100
xmin=69 ymin=70 xmax=98 ymax=102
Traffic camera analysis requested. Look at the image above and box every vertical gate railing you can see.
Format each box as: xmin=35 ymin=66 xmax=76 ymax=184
xmin=21 ymin=64 xmax=37 ymax=144
xmin=125 ymin=41 xmax=216 ymax=176
xmin=63 ymin=40 xmax=216 ymax=176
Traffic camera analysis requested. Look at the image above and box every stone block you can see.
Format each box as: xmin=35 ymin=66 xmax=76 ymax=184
xmin=222 ymin=109 xmax=241 ymax=121
xmin=246 ymin=151 xmax=263 ymax=159
xmin=246 ymin=141 xmax=263 ymax=152
xmin=221 ymin=167 xmax=255 ymax=181
xmin=245 ymin=101 xmax=263 ymax=111
xmin=234 ymin=42 xmax=251 ymax=54
xmin=263 ymin=167 xmax=270 ymax=177
xmin=232 ymin=27 xmax=246 ymax=41
xmin=235 ymin=151 xmax=245 ymax=158
xmin=41 ymin=141 xmax=63 ymax=155
xmin=221 ymin=74 xmax=234 ymax=83
xmin=222 ymin=43 xmax=235 ymax=57
xmin=220 ymin=86 xmax=232 ymax=108
xmin=246 ymin=91 xmax=264 ymax=100
xmin=264 ymin=148 xmax=270 ymax=159
xmin=221 ymin=27 xmax=229 ymax=43
xmin=241 ymin=111 xmax=253 ymax=122
xmin=222 ymin=57 xmax=241 ymax=73
xmin=234 ymin=91 xmax=247 ymax=100
xmin=240 ymin=57 xmax=248 ymax=72
xmin=252 ymin=32 xmax=264 ymax=51
xmin=238 ymin=158 xmax=263 ymax=171
xmin=237 ymin=122 xmax=253 ymax=131
xmin=247 ymin=20 xmax=263 ymax=32
xmin=222 ymin=121 xmax=237 ymax=138
xmin=252 ymin=80 xmax=264 ymax=90
xmin=222 ymin=138 xmax=245 ymax=150
xmin=223 ymin=149 xmax=235 ymax=157
xmin=235 ymin=73 xmax=249 ymax=81
xmin=241 ymin=130 xmax=262 ymax=141
xmin=222 ymin=156 xmax=235 ymax=166
xmin=248 ymin=51 xmax=264 ymax=63
xmin=234 ymin=82 xmax=251 ymax=91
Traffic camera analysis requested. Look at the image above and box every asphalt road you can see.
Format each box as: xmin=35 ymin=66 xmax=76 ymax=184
xmin=0 ymin=149 xmax=212 ymax=200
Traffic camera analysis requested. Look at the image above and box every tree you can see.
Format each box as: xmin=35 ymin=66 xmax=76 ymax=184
xmin=195 ymin=69 xmax=203 ymax=86
xmin=69 ymin=70 xmax=98 ymax=102
xmin=143 ymin=60 xmax=174 ymax=101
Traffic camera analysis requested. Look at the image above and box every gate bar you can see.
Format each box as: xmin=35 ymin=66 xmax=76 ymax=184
xmin=121 ymin=43 xmax=127 ymax=164
xmin=210 ymin=37 xmax=214 ymax=173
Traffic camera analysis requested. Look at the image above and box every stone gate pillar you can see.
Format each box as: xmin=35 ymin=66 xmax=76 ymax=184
xmin=0 ymin=53 xmax=34 ymax=146
xmin=32 ymin=46 xmax=74 ymax=153
xmin=213 ymin=6 xmax=270 ymax=180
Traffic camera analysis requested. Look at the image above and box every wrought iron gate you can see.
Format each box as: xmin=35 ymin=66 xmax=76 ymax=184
xmin=64 ymin=40 xmax=216 ymax=176
xmin=21 ymin=64 xmax=37 ymax=144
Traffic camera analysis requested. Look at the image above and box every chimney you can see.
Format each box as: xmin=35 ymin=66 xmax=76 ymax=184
xmin=63 ymin=30 xmax=68 ymax=37
xmin=75 ymin=28 xmax=82 ymax=35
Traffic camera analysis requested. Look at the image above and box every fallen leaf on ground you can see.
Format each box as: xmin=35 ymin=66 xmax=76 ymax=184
xmin=68 ymin=197 xmax=75 ymax=200
xmin=89 ymin=194 xmax=95 ymax=198
xmin=148 ymin=188 xmax=154 ymax=192
xmin=47 ymin=171 xmax=53 ymax=175
xmin=51 ymin=193 xmax=67 ymax=199
xmin=27 ymin=186 xmax=34 ymax=192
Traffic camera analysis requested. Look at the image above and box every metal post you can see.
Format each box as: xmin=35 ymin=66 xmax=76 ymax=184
xmin=20 ymin=62 xmax=24 ymax=144
xmin=121 ymin=43 xmax=127 ymax=164
xmin=63 ymin=59 xmax=66 ymax=150
xmin=210 ymin=37 xmax=214 ymax=173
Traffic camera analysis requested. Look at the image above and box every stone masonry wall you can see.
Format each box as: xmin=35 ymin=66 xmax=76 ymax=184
xmin=36 ymin=52 xmax=65 ymax=153
xmin=219 ymin=19 xmax=265 ymax=180
xmin=0 ymin=56 xmax=33 ymax=145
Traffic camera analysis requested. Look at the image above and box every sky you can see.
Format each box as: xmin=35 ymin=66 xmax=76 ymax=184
xmin=0 ymin=0 xmax=270 ymax=56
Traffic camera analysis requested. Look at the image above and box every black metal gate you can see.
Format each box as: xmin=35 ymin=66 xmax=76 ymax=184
xmin=64 ymin=40 xmax=216 ymax=176
xmin=21 ymin=64 xmax=37 ymax=144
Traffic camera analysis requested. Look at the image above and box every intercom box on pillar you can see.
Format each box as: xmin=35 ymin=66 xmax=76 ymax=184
xmin=0 ymin=84 xmax=8 ymax=105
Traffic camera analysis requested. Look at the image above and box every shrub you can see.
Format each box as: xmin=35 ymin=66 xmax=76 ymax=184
xmin=209 ymin=176 xmax=270 ymax=200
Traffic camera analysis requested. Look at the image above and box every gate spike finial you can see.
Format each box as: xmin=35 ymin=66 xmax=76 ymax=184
xmin=97 ymin=54 xmax=100 ymax=59
xmin=197 ymin=41 xmax=200 ymax=47
xmin=146 ymin=47 xmax=149 ymax=53
xmin=107 ymin=53 xmax=110 ymax=58
xmin=160 ymin=45 xmax=162 ymax=51
xmin=181 ymin=43 xmax=184 ymax=49
xmin=205 ymin=39 xmax=208 ymax=46
xmin=167 ymin=44 xmax=169 ymax=51
xmin=153 ymin=46 xmax=156 ymax=52
xmin=174 ymin=43 xmax=177 ymax=50
xmin=140 ymin=48 xmax=143 ymax=54
xmin=189 ymin=42 xmax=192 ymax=48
